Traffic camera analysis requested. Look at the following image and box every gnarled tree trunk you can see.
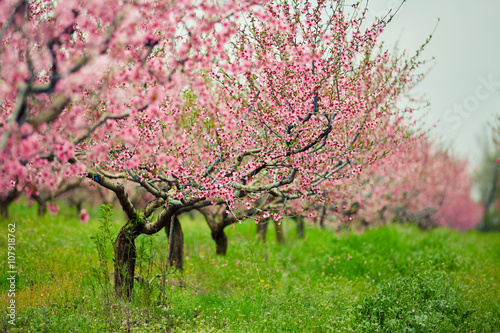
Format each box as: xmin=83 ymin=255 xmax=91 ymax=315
xmin=256 ymin=217 xmax=270 ymax=242
xmin=166 ymin=215 xmax=183 ymax=270
xmin=31 ymin=194 xmax=48 ymax=217
xmin=319 ymin=205 xmax=326 ymax=229
xmin=89 ymin=173 xmax=177 ymax=300
xmin=199 ymin=206 xmax=230 ymax=255
xmin=211 ymin=227 xmax=228 ymax=255
xmin=37 ymin=200 xmax=47 ymax=217
xmin=114 ymin=221 xmax=142 ymax=300
xmin=273 ymin=219 xmax=285 ymax=244
xmin=1 ymin=188 xmax=20 ymax=219
xmin=75 ymin=202 xmax=82 ymax=217
xmin=0 ymin=200 xmax=9 ymax=219
xmin=296 ymin=216 xmax=305 ymax=239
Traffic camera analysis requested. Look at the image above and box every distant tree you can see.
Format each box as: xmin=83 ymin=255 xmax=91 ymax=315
xmin=474 ymin=120 xmax=500 ymax=231
xmin=361 ymin=135 xmax=482 ymax=230
xmin=0 ymin=185 xmax=20 ymax=219
xmin=29 ymin=179 xmax=82 ymax=216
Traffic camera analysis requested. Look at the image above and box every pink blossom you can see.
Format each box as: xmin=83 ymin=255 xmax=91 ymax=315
xmin=47 ymin=203 xmax=59 ymax=215
xmin=80 ymin=209 xmax=89 ymax=224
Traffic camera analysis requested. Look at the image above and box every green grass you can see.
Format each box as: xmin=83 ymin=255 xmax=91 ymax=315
xmin=1 ymin=201 xmax=500 ymax=332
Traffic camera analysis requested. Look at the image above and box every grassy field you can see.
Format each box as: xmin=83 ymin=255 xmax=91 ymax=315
xmin=1 ymin=202 xmax=500 ymax=332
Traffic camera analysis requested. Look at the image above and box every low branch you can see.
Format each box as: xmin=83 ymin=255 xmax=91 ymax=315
xmin=233 ymin=168 xmax=297 ymax=193
xmin=30 ymin=95 xmax=71 ymax=127
xmin=98 ymin=170 xmax=128 ymax=179
xmin=88 ymin=172 xmax=136 ymax=220
xmin=233 ymin=148 xmax=262 ymax=171
xmin=312 ymin=160 xmax=350 ymax=186
xmin=73 ymin=113 xmax=129 ymax=145
xmin=141 ymin=205 xmax=176 ymax=235
xmin=294 ymin=125 xmax=332 ymax=155
xmin=198 ymin=206 xmax=218 ymax=230
xmin=176 ymin=199 xmax=224 ymax=215
xmin=143 ymin=198 xmax=166 ymax=218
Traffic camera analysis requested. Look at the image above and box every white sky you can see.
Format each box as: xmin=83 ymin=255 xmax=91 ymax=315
xmin=365 ymin=0 xmax=500 ymax=167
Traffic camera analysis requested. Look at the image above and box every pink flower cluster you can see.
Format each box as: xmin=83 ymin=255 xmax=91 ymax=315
xmin=0 ymin=0 xmax=433 ymax=224
xmin=331 ymin=135 xmax=482 ymax=230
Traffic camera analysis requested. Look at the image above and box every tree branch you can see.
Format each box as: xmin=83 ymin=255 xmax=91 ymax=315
xmin=143 ymin=198 xmax=166 ymax=218
xmin=73 ymin=113 xmax=130 ymax=145
xmin=88 ymin=172 xmax=136 ymax=220
xmin=141 ymin=204 xmax=176 ymax=235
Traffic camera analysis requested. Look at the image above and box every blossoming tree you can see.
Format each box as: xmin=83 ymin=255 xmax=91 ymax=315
xmin=329 ymin=135 xmax=483 ymax=230
xmin=1 ymin=0 xmax=427 ymax=298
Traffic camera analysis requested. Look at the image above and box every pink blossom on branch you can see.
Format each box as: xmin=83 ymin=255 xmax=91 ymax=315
xmin=0 ymin=0 xmax=428 ymax=216
xmin=352 ymin=135 xmax=482 ymax=230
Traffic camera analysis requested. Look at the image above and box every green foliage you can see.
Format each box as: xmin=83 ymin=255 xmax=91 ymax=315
xmin=352 ymin=272 xmax=477 ymax=332
xmin=1 ymin=203 xmax=499 ymax=332
xmin=89 ymin=205 xmax=115 ymax=301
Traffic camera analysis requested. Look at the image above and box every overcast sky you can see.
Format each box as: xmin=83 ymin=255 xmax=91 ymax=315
xmin=365 ymin=0 xmax=500 ymax=167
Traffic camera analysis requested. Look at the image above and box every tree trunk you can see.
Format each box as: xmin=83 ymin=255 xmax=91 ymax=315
xmin=37 ymin=200 xmax=47 ymax=217
xmin=75 ymin=202 xmax=82 ymax=216
xmin=114 ymin=222 xmax=141 ymax=300
xmin=211 ymin=227 xmax=228 ymax=255
xmin=199 ymin=206 xmax=228 ymax=255
xmin=256 ymin=218 xmax=269 ymax=242
xmin=319 ymin=205 xmax=326 ymax=229
xmin=166 ymin=215 xmax=184 ymax=270
xmin=480 ymin=162 xmax=500 ymax=231
xmin=273 ymin=219 xmax=285 ymax=244
xmin=1 ymin=188 xmax=20 ymax=219
xmin=296 ymin=216 xmax=305 ymax=239
xmin=378 ymin=206 xmax=387 ymax=224
xmin=360 ymin=218 xmax=370 ymax=231
xmin=0 ymin=201 xmax=9 ymax=219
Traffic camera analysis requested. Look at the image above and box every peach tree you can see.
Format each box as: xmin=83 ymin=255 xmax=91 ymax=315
xmin=1 ymin=0 xmax=427 ymax=298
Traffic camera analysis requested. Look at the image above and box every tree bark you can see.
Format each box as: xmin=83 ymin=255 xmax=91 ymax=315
xmin=114 ymin=221 xmax=141 ymax=300
xmin=165 ymin=215 xmax=184 ymax=270
xmin=37 ymin=200 xmax=47 ymax=217
xmin=31 ymin=194 xmax=48 ymax=217
xmin=378 ymin=206 xmax=387 ymax=224
xmin=296 ymin=216 xmax=305 ymax=238
xmin=319 ymin=205 xmax=326 ymax=229
xmin=273 ymin=219 xmax=285 ymax=244
xmin=199 ymin=206 xmax=228 ymax=255
xmin=211 ymin=227 xmax=228 ymax=255
xmin=0 ymin=201 xmax=9 ymax=219
xmin=1 ymin=188 xmax=20 ymax=219
xmin=75 ymin=202 xmax=82 ymax=216
xmin=481 ymin=161 xmax=499 ymax=231
xmin=256 ymin=218 xmax=269 ymax=242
